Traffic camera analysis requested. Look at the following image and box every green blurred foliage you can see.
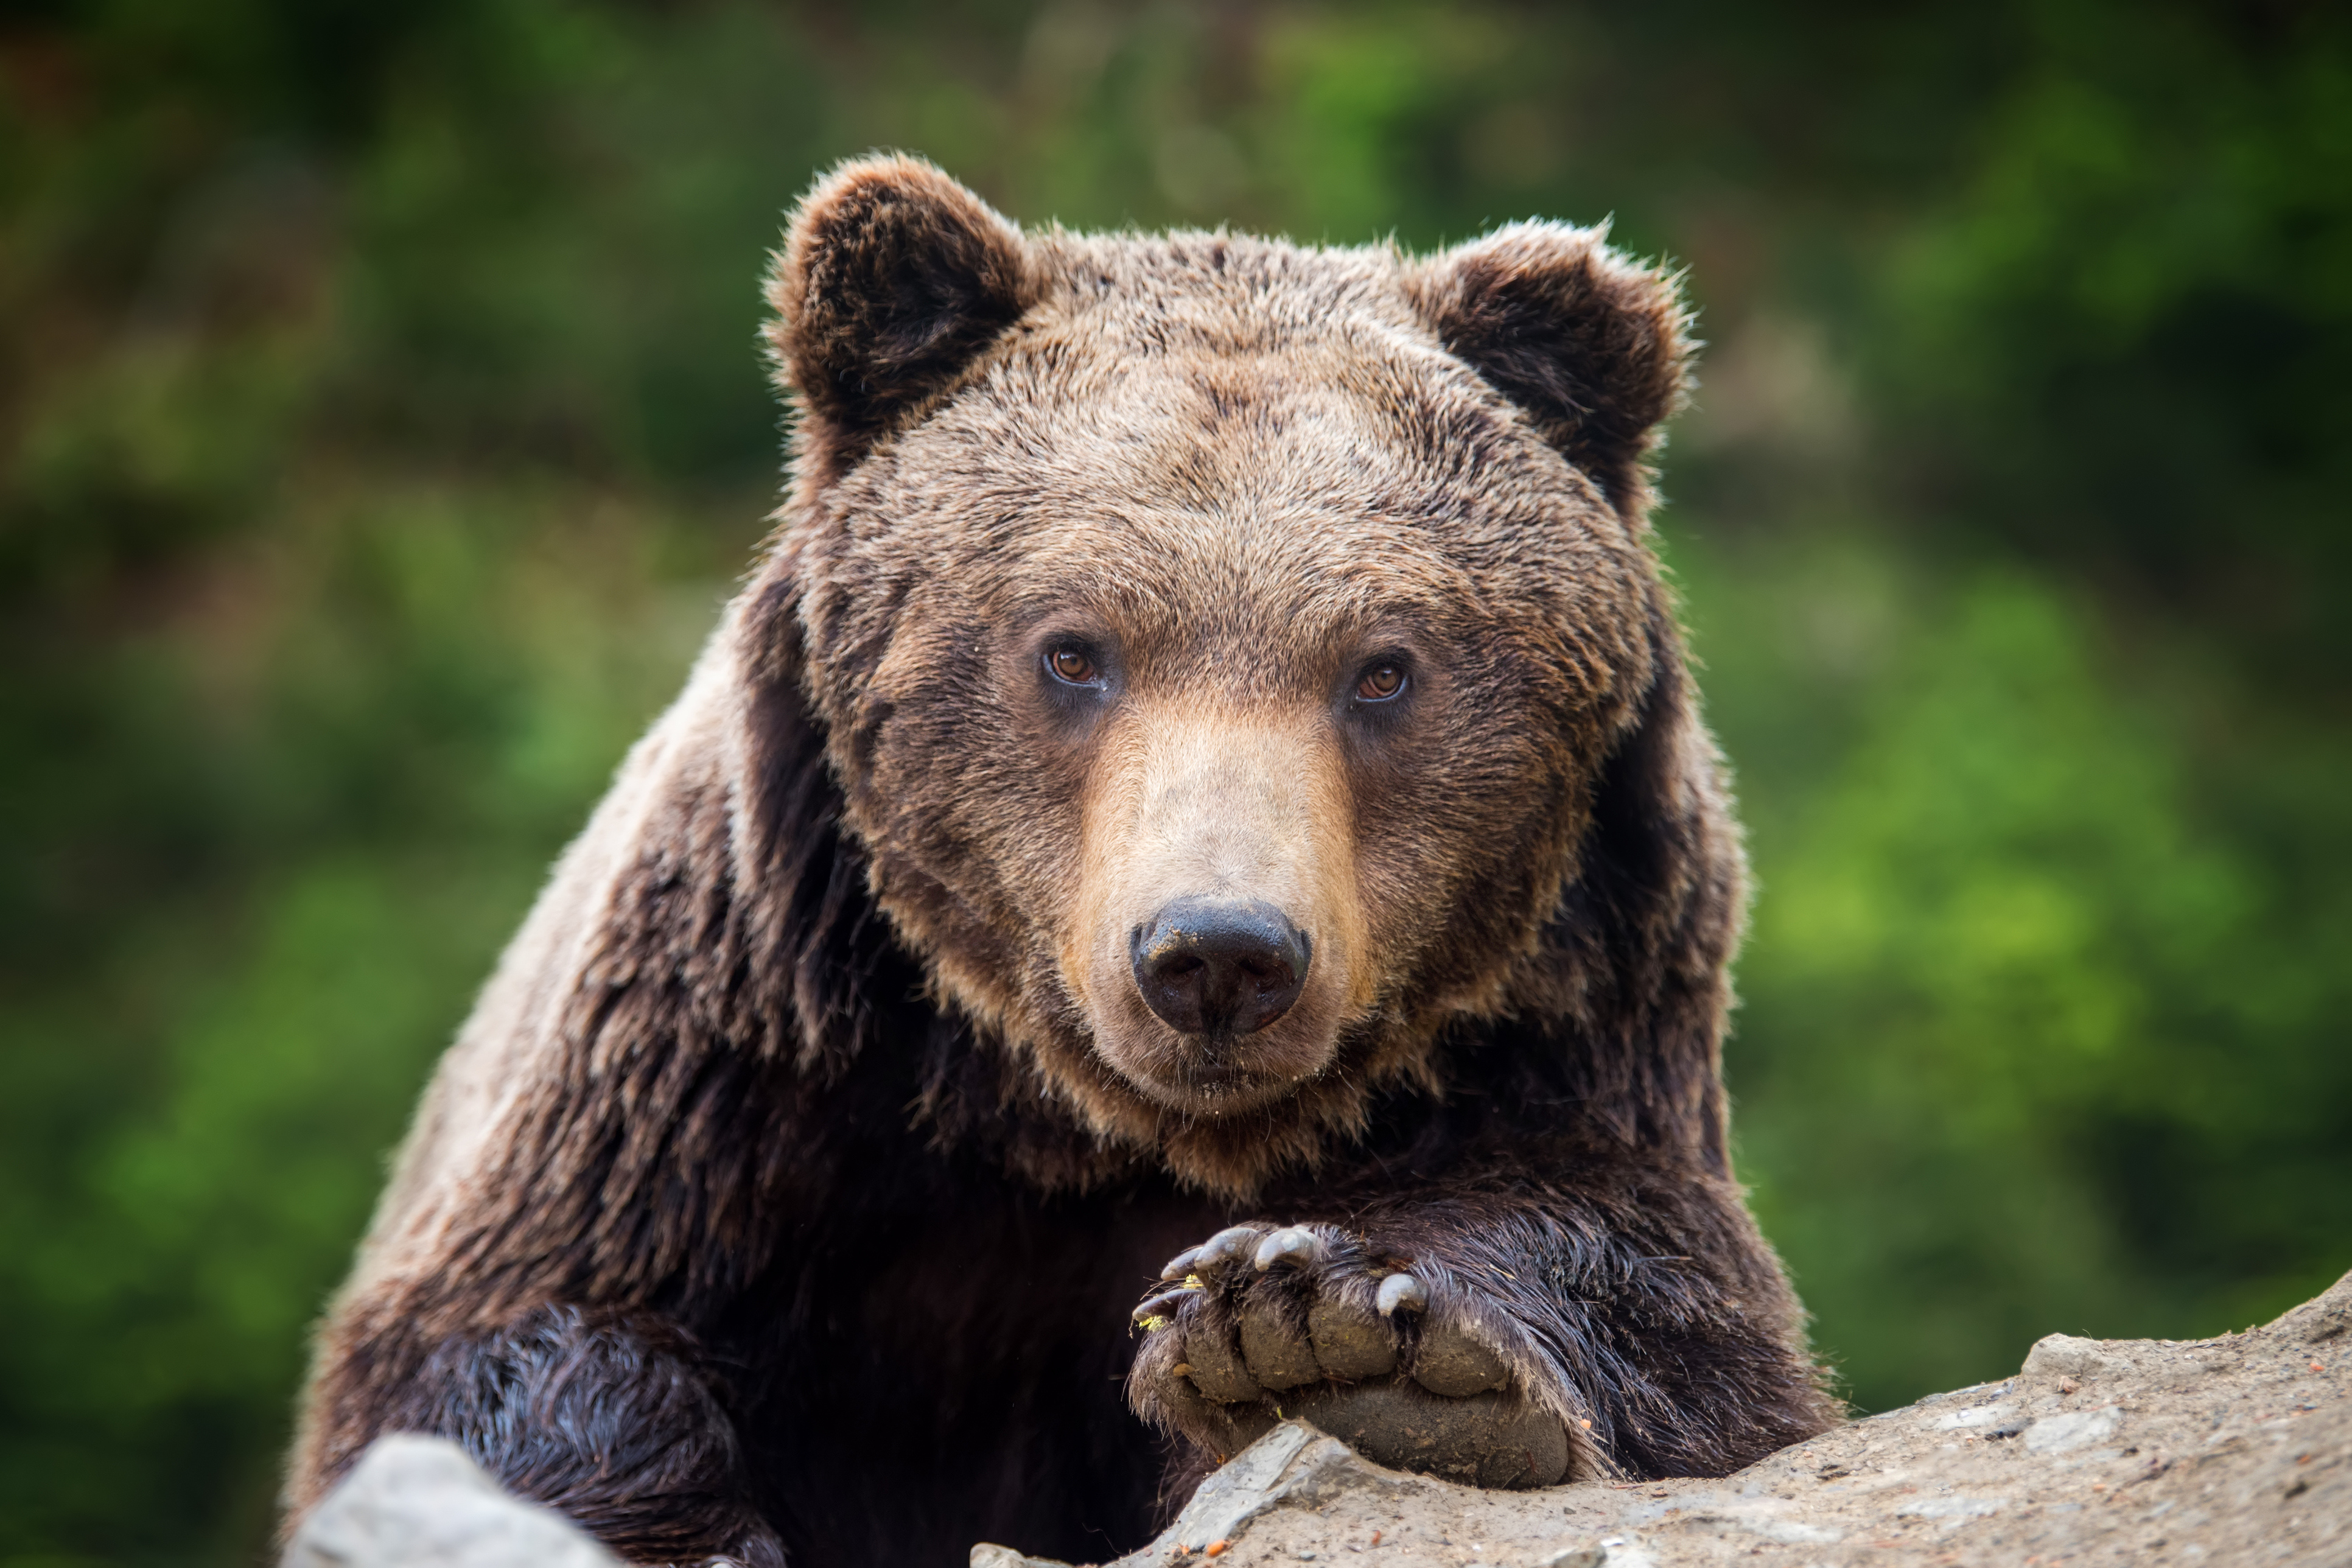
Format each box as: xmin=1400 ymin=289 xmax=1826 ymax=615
xmin=1 ymin=2 xmax=2345 ymax=1561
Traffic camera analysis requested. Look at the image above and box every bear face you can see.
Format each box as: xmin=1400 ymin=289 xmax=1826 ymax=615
xmin=763 ymin=158 xmax=1699 ymax=1197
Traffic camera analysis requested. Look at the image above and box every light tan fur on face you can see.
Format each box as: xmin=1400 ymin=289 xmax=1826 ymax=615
xmin=1068 ymin=691 xmax=1375 ymax=1114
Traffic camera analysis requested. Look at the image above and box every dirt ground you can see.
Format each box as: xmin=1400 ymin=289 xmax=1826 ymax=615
xmin=978 ymin=1269 xmax=2350 ymax=1568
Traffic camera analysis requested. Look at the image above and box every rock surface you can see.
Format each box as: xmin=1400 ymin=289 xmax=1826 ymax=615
xmin=981 ymin=1269 xmax=2351 ymax=1568
xmin=285 ymin=1273 xmax=2350 ymax=1567
xmin=282 ymin=1433 xmax=620 ymax=1568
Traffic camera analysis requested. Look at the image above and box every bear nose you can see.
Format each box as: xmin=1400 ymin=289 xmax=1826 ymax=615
xmin=1129 ymin=898 xmax=1312 ymax=1037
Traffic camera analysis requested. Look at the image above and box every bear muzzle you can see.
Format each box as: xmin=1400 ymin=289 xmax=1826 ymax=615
xmin=1067 ymin=702 xmax=1371 ymax=1110
xmin=1129 ymin=897 xmax=1312 ymax=1038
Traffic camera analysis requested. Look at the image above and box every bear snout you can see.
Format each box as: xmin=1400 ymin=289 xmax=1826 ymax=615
xmin=1066 ymin=702 xmax=1371 ymax=1110
xmin=1129 ymin=897 xmax=1312 ymax=1037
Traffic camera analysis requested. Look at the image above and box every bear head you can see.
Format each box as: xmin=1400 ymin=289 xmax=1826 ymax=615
xmin=740 ymin=156 xmax=1732 ymax=1197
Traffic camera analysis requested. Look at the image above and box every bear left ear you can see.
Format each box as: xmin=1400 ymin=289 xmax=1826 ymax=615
xmin=1409 ymin=223 xmax=1694 ymax=517
xmin=766 ymin=155 xmax=1036 ymax=472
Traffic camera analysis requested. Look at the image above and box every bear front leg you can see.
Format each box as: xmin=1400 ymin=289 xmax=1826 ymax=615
xmin=1127 ymin=1177 xmax=1835 ymax=1487
xmin=303 ymin=1303 xmax=782 ymax=1567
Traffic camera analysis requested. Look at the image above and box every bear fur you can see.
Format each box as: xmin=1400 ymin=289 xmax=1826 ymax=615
xmin=285 ymin=155 xmax=1838 ymax=1567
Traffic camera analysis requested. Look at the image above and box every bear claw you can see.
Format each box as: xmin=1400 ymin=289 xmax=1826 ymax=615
xmin=1133 ymin=1289 xmax=1192 ymax=1328
xmin=1253 ymin=1227 xmax=1323 ymax=1271
xmin=1194 ymin=1225 xmax=1266 ymax=1272
xmin=1376 ymin=1271 xmax=1429 ymax=1317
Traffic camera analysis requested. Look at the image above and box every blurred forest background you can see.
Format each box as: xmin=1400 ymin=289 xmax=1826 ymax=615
xmin=2 ymin=0 xmax=2347 ymax=1561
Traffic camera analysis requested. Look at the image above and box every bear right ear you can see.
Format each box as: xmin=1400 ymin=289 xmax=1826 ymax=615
xmin=766 ymin=155 xmax=1035 ymax=473
xmin=1409 ymin=223 xmax=1693 ymax=520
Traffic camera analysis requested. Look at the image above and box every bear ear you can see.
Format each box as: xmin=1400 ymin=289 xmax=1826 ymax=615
xmin=1409 ymin=222 xmax=1694 ymax=517
xmin=766 ymin=155 xmax=1035 ymax=470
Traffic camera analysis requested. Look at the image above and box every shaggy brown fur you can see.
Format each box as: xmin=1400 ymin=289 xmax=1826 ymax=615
xmin=285 ymin=155 xmax=1838 ymax=1567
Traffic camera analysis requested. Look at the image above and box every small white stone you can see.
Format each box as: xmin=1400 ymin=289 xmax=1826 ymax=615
xmin=1897 ymin=1495 xmax=2001 ymax=1520
xmin=1931 ymin=1404 xmax=2015 ymax=1430
xmin=2025 ymin=1405 xmax=2122 ymax=1454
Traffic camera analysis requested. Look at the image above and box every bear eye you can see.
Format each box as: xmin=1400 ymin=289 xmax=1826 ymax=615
xmin=1045 ymin=646 xmax=1102 ymax=687
xmin=1354 ymin=662 xmax=1407 ymax=702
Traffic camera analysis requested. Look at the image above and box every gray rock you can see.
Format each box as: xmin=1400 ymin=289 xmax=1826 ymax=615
xmin=281 ymin=1435 xmax=619 ymax=1568
xmin=976 ymin=1423 xmax=1400 ymax=1568
xmin=973 ymin=1547 xmax=1068 ymax=1568
xmin=2023 ymin=1332 xmax=2123 ymax=1379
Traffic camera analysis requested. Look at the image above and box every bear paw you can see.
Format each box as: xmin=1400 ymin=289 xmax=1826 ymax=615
xmin=1128 ymin=1223 xmax=1586 ymax=1489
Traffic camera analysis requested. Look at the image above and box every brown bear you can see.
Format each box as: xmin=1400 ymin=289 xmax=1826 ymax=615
xmin=285 ymin=155 xmax=1838 ymax=1567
